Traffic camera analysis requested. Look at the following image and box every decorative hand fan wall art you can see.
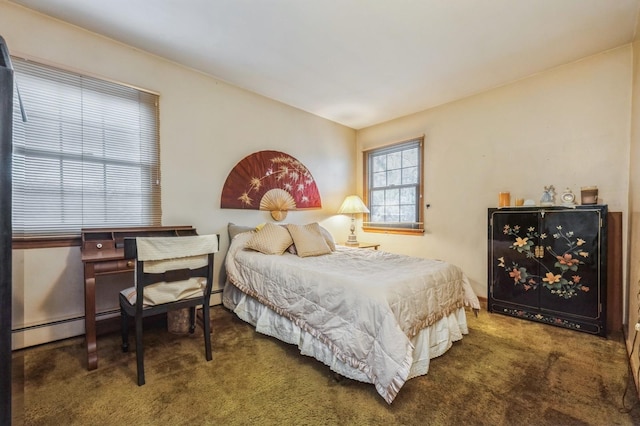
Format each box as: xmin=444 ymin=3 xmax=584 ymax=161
xmin=220 ymin=150 xmax=321 ymax=221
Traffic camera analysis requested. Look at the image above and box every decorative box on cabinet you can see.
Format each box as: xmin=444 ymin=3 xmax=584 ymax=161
xmin=488 ymin=205 xmax=607 ymax=337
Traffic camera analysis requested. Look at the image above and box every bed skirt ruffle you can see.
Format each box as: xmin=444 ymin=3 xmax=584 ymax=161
xmin=222 ymin=282 xmax=470 ymax=396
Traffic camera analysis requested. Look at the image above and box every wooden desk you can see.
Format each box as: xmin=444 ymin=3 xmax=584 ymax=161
xmin=81 ymin=225 xmax=197 ymax=370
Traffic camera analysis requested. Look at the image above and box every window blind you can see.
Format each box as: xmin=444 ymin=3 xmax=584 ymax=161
xmin=11 ymin=57 xmax=161 ymax=238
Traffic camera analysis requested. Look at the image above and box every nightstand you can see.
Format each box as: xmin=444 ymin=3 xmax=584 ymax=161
xmin=341 ymin=242 xmax=380 ymax=250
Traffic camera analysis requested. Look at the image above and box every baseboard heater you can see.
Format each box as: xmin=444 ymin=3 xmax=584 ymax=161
xmin=12 ymin=309 xmax=121 ymax=334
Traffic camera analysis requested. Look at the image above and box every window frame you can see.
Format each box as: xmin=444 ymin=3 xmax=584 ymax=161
xmin=10 ymin=57 xmax=161 ymax=249
xmin=362 ymin=136 xmax=425 ymax=236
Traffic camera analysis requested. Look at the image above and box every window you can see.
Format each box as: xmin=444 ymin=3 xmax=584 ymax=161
xmin=363 ymin=137 xmax=424 ymax=234
xmin=11 ymin=57 xmax=160 ymax=243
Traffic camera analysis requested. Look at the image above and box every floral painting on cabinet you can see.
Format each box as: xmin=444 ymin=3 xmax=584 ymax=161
xmin=497 ymin=224 xmax=591 ymax=299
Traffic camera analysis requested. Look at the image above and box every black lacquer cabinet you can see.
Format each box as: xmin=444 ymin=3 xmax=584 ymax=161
xmin=488 ymin=205 xmax=607 ymax=336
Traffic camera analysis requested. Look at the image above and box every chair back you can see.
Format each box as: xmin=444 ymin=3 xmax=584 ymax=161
xmin=124 ymin=235 xmax=219 ymax=311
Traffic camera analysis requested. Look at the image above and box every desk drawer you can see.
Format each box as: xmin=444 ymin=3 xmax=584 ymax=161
xmin=94 ymin=259 xmax=134 ymax=274
xmin=83 ymin=240 xmax=115 ymax=252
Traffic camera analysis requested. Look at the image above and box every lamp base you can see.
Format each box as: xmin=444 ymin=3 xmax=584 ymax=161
xmin=345 ymin=235 xmax=359 ymax=246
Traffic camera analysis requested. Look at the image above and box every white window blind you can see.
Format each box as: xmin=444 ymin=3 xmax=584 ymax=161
xmin=11 ymin=57 xmax=161 ymax=238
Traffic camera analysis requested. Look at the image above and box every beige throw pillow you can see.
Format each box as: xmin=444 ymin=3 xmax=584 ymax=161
xmin=287 ymin=223 xmax=332 ymax=257
xmin=246 ymin=222 xmax=293 ymax=255
xmin=287 ymin=224 xmax=335 ymax=254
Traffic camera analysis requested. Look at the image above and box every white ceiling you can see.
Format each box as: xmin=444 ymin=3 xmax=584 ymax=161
xmin=10 ymin=0 xmax=640 ymax=129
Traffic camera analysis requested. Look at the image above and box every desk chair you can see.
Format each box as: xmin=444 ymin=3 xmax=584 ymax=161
xmin=119 ymin=234 xmax=219 ymax=385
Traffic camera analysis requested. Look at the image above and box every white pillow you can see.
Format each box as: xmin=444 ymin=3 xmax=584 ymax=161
xmin=286 ymin=223 xmax=332 ymax=257
xmin=245 ymin=222 xmax=293 ymax=255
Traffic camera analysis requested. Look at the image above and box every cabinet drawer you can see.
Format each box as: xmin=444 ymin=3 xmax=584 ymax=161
xmin=94 ymin=259 xmax=134 ymax=274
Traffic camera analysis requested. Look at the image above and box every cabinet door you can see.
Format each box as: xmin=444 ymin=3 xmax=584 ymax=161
xmin=539 ymin=210 xmax=602 ymax=320
xmin=489 ymin=209 xmax=541 ymax=309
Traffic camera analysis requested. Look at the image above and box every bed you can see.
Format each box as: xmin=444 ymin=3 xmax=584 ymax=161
xmin=222 ymin=222 xmax=480 ymax=404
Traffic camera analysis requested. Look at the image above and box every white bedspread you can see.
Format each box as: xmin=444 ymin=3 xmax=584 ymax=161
xmin=225 ymin=232 xmax=480 ymax=403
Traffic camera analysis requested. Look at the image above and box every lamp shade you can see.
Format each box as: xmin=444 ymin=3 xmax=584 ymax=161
xmin=337 ymin=195 xmax=370 ymax=214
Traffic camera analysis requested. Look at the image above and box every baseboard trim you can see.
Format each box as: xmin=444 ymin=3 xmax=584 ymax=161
xmin=12 ymin=293 xmax=223 ymax=350
xmin=12 ymin=317 xmax=85 ymax=350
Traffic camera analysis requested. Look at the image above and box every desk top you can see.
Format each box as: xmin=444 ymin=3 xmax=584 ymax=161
xmin=81 ymin=225 xmax=197 ymax=262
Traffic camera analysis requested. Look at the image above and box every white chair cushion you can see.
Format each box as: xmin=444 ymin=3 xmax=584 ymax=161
xmin=136 ymin=234 xmax=218 ymax=261
xmin=121 ymin=277 xmax=206 ymax=307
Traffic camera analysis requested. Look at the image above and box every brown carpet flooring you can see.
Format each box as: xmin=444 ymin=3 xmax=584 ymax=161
xmin=11 ymin=305 xmax=640 ymax=425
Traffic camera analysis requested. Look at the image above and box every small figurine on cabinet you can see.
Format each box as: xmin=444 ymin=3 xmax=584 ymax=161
xmin=560 ymin=188 xmax=576 ymax=206
xmin=540 ymin=185 xmax=555 ymax=206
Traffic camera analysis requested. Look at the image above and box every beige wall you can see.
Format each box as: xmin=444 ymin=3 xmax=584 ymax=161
xmin=2 ymin=2 xmax=356 ymax=348
xmin=627 ymin=35 xmax=640 ymax=391
xmin=357 ymin=47 xmax=632 ymax=301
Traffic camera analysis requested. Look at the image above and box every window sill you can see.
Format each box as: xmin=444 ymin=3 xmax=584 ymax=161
xmin=362 ymin=227 xmax=424 ymax=236
xmin=12 ymin=236 xmax=81 ymax=249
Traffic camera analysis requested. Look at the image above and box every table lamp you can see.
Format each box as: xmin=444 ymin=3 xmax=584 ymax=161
xmin=337 ymin=195 xmax=370 ymax=246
